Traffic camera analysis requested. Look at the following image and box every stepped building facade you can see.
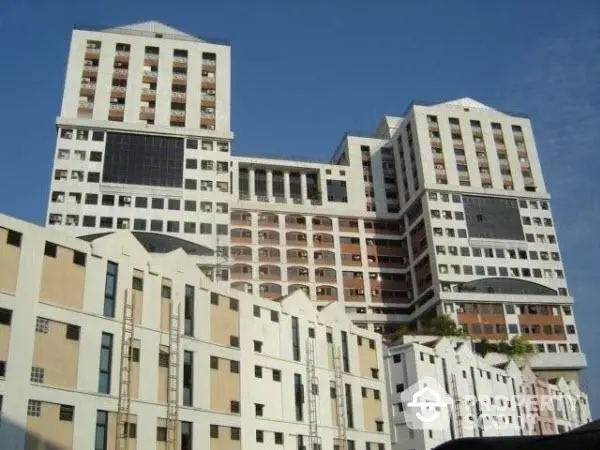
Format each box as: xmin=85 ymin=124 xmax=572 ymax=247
xmin=45 ymin=22 xmax=585 ymax=382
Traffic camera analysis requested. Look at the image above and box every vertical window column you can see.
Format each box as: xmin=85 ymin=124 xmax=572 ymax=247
xmin=103 ymin=262 xmax=118 ymax=317
xmin=294 ymin=373 xmax=304 ymax=421
xmin=98 ymin=333 xmax=113 ymax=394
xmin=95 ymin=410 xmax=108 ymax=450
xmin=181 ymin=421 xmax=193 ymax=450
xmin=341 ymin=331 xmax=350 ymax=372
xmin=291 ymin=316 xmax=300 ymax=361
xmin=184 ymin=285 xmax=194 ymax=336
xmin=345 ymin=383 xmax=354 ymax=428
xmin=183 ymin=351 xmax=193 ymax=406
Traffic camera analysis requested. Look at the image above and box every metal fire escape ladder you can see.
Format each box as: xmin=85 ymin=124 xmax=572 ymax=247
xmin=306 ymin=337 xmax=321 ymax=450
xmin=451 ymin=373 xmax=463 ymax=439
xmin=116 ymin=289 xmax=134 ymax=450
xmin=166 ymin=302 xmax=181 ymax=450
xmin=333 ymin=346 xmax=348 ymax=450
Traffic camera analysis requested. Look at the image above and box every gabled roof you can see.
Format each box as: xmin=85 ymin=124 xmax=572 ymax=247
xmin=102 ymin=21 xmax=205 ymax=42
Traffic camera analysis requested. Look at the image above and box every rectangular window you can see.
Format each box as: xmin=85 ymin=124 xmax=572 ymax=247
xmin=294 ymin=373 xmax=304 ymax=421
xmin=341 ymin=331 xmax=350 ymax=372
xmin=345 ymin=383 xmax=354 ymax=428
xmin=95 ymin=410 xmax=108 ymax=450
xmin=184 ymin=285 xmax=194 ymax=336
xmin=181 ymin=421 xmax=192 ymax=450
xmin=291 ymin=316 xmax=300 ymax=361
xmin=183 ymin=350 xmax=193 ymax=406
xmin=210 ymin=425 xmax=219 ymax=438
xmin=59 ymin=404 xmax=74 ymax=421
xmin=103 ymin=262 xmax=118 ymax=317
xmin=98 ymin=332 xmax=113 ymax=394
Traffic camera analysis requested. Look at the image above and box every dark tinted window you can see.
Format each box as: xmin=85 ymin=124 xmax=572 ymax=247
xmin=463 ymin=195 xmax=524 ymax=240
xmin=103 ymin=132 xmax=184 ymax=187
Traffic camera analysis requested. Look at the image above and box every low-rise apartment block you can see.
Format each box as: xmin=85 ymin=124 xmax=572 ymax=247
xmin=0 ymin=214 xmax=390 ymax=450
xmin=383 ymin=336 xmax=591 ymax=450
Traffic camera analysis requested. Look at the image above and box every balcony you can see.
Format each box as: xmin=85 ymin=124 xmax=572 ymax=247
xmin=520 ymin=160 xmax=530 ymax=169
xmin=144 ymin=52 xmax=159 ymax=63
xmin=143 ymin=71 xmax=158 ymax=83
xmin=200 ymin=117 xmax=215 ymax=129
xmin=200 ymin=111 xmax=215 ymax=119
xmin=450 ymin=123 xmax=461 ymax=133
xmin=474 ymin=140 xmax=486 ymax=150
xmin=287 ymin=268 xmax=309 ymax=282
xmin=171 ymin=91 xmax=186 ymax=102
xmin=455 ymin=154 xmax=466 ymax=163
xmin=430 ymin=136 xmax=442 ymax=147
xmin=258 ymin=249 xmax=281 ymax=263
xmin=435 ymin=168 xmax=447 ymax=176
xmin=458 ymin=173 xmax=470 ymax=181
xmin=315 ymin=269 xmax=337 ymax=283
xmin=259 ymin=266 xmax=281 ymax=281
xmin=115 ymin=50 xmax=130 ymax=63
xmin=202 ymin=77 xmax=216 ymax=88
xmin=428 ymin=122 xmax=439 ymax=131
xmin=433 ymin=155 xmax=445 ymax=164
xmin=111 ymin=86 xmax=127 ymax=98
xmin=523 ymin=177 xmax=536 ymax=187
xmin=139 ymin=107 xmax=155 ymax=120
xmin=109 ymin=103 xmax=125 ymax=111
xmin=471 ymin=127 xmax=483 ymax=137
xmin=502 ymin=174 xmax=513 ymax=182
xmin=141 ymin=88 xmax=156 ymax=101
xmin=496 ymin=141 xmax=506 ymax=151
xmin=452 ymin=139 xmax=464 ymax=147
xmin=316 ymin=286 xmax=338 ymax=301
xmin=171 ymin=110 xmax=185 ymax=117
xmin=82 ymin=66 xmax=98 ymax=77
xmin=113 ymin=68 xmax=128 ymax=80
xmin=80 ymin=83 xmax=96 ymax=95
xmin=492 ymin=128 xmax=503 ymax=137
xmin=517 ymin=148 xmax=528 ymax=158
xmin=84 ymin=48 xmax=100 ymax=59
xmin=341 ymin=254 xmax=362 ymax=267
xmin=173 ymin=56 xmax=188 ymax=68
xmin=202 ymin=59 xmax=217 ymax=70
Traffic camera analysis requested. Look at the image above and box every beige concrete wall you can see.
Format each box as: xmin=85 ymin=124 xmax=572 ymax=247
xmin=210 ymin=358 xmax=240 ymax=413
xmin=358 ymin=339 xmax=379 ymax=378
xmin=156 ymin=418 xmax=180 ymax=450
xmin=32 ymin=320 xmax=79 ymax=389
xmin=0 ymin=227 xmax=20 ymax=293
xmin=39 ymin=245 xmax=85 ymax=309
xmin=0 ymin=324 xmax=10 ymax=363
xmin=25 ymin=402 xmax=74 ymax=449
xmin=363 ymin=392 xmax=383 ymax=432
xmin=210 ymin=293 xmax=239 ymax=347
xmin=211 ymin=426 xmax=241 ymax=450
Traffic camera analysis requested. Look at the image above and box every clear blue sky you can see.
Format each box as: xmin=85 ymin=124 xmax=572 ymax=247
xmin=1 ymin=0 xmax=598 ymax=417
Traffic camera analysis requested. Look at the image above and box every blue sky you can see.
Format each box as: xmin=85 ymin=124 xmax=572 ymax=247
xmin=1 ymin=0 xmax=598 ymax=416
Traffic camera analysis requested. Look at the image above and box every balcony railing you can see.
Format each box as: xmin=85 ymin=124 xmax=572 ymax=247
xmin=202 ymin=94 xmax=216 ymax=101
xmin=109 ymin=104 xmax=125 ymax=111
xmin=111 ymin=86 xmax=127 ymax=93
xmin=202 ymin=59 xmax=216 ymax=66
xmin=200 ymin=112 xmax=215 ymax=119
xmin=144 ymin=71 xmax=158 ymax=79
xmin=114 ymin=68 xmax=128 ymax=76
xmin=144 ymin=53 xmax=159 ymax=60
xmin=173 ymin=56 xmax=188 ymax=63
xmin=81 ymin=83 xmax=96 ymax=90
xmin=141 ymin=87 xmax=156 ymax=95
xmin=202 ymin=76 xmax=216 ymax=84
xmin=140 ymin=106 xmax=155 ymax=113
xmin=171 ymin=110 xmax=186 ymax=117
xmin=78 ymin=101 xmax=94 ymax=109
xmin=115 ymin=50 xmax=130 ymax=57
xmin=172 ymin=92 xmax=186 ymax=99
xmin=173 ymin=73 xmax=187 ymax=80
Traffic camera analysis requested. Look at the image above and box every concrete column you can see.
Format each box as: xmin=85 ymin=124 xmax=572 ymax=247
xmin=283 ymin=171 xmax=290 ymax=199
xmin=300 ymin=172 xmax=308 ymax=201
xmin=267 ymin=169 xmax=273 ymax=198
xmin=249 ymin=168 xmax=255 ymax=198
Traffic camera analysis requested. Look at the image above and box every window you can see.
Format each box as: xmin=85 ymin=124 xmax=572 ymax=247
xmin=183 ymin=350 xmax=193 ymax=406
xmin=135 ymin=197 xmax=148 ymax=208
xmin=66 ymin=324 xmax=80 ymax=340
xmin=253 ymin=340 xmax=263 ymax=352
xmin=98 ymin=332 xmax=113 ymax=394
xmin=230 ymin=297 xmax=239 ymax=311
xmin=230 ymin=335 xmax=240 ymax=348
xmin=392 ymin=354 xmax=401 ymax=363
xmin=168 ymin=198 xmax=180 ymax=210
xmin=27 ymin=399 xmax=41 ymax=417
xmin=230 ymin=360 xmax=240 ymax=373
xmin=341 ymin=331 xmax=350 ymax=372
xmin=231 ymin=428 xmax=241 ymax=441
xmin=255 ymin=365 xmax=263 ymax=378
xmin=181 ymin=422 xmax=192 ymax=450
xmin=217 ymin=224 xmax=228 ymax=235
xmin=256 ymin=430 xmax=264 ymax=443
xmin=103 ymin=262 xmax=118 ymax=317
xmin=255 ymin=403 xmax=264 ymax=416
xmin=273 ymin=369 xmax=281 ymax=381
xmin=274 ymin=432 xmax=283 ymax=445
xmin=292 ymin=316 xmax=300 ymax=361
xmin=210 ymin=425 xmax=219 ymax=438
xmin=88 ymin=172 xmax=100 ymax=182
xmin=345 ymin=383 xmax=354 ymax=428
xmin=150 ymin=220 xmax=163 ymax=232
xmin=271 ymin=310 xmax=279 ymax=322
xmin=157 ymin=427 xmax=168 ymax=442
xmin=230 ymin=400 xmax=240 ymax=413
xmin=95 ymin=410 xmax=108 ymax=450
xmin=59 ymin=404 xmax=74 ymax=421
xmin=185 ymin=179 xmax=197 ymax=190
xmin=253 ymin=305 xmax=261 ymax=317
xmin=294 ymin=373 xmax=304 ymax=421
xmin=167 ymin=221 xmax=180 ymax=232
xmin=30 ymin=367 xmax=45 ymax=383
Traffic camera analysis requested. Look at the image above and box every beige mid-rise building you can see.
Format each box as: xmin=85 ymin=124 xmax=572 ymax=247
xmin=0 ymin=214 xmax=390 ymax=450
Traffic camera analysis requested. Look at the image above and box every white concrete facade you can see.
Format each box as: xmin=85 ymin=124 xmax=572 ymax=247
xmin=0 ymin=213 xmax=390 ymax=449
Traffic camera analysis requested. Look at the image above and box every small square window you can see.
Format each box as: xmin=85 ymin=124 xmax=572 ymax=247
xmin=230 ymin=400 xmax=240 ymax=413
xmin=230 ymin=360 xmax=239 ymax=373
xmin=65 ymin=324 xmax=80 ymax=340
xmin=231 ymin=427 xmax=240 ymax=440
xmin=253 ymin=340 xmax=263 ymax=352
xmin=274 ymin=432 xmax=284 ymax=444
xmin=44 ymin=242 xmax=57 ymax=257
xmin=210 ymin=425 xmax=219 ymax=438
xmin=30 ymin=367 xmax=45 ymax=383
xmin=59 ymin=404 xmax=74 ymax=421
xmin=73 ymin=250 xmax=86 ymax=266
xmin=272 ymin=369 xmax=281 ymax=381
xmin=210 ymin=356 xmax=219 ymax=369
xmin=27 ymin=399 xmax=42 ymax=417
xmin=230 ymin=335 xmax=240 ymax=348
xmin=157 ymin=427 xmax=167 ymax=442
